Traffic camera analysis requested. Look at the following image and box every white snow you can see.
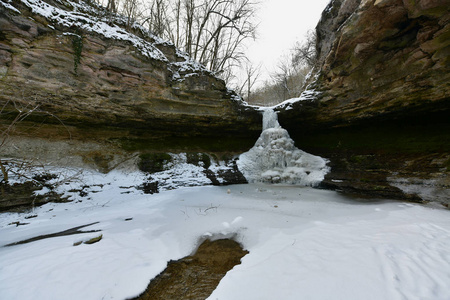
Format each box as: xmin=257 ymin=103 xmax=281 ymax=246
xmin=241 ymin=87 xmax=320 ymax=113
xmin=237 ymin=108 xmax=330 ymax=186
xmin=271 ymin=88 xmax=320 ymax=111
xmin=147 ymin=153 xmax=213 ymax=189
xmin=0 ymin=152 xmax=237 ymax=196
xmin=1 ymin=179 xmax=449 ymax=300
xmin=0 ymin=0 xmax=21 ymax=13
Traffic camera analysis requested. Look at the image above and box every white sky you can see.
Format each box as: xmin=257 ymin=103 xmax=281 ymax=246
xmin=240 ymin=0 xmax=331 ymax=88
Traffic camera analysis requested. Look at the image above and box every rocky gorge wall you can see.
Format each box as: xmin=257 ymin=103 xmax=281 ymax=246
xmin=278 ymin=0 xmax=450 ymax=206
xmin=0 ymin=0 xmax=261 ymax=148
xmin=0 ymin=0 xmax=261 ymax=210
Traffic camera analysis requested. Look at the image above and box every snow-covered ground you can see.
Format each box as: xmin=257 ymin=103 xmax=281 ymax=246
xmin=1 ymin=176 xmax=449 ymax=300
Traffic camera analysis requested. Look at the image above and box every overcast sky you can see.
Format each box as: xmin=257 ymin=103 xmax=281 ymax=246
xmin=241 ymin=0 xmax=331 ymax=87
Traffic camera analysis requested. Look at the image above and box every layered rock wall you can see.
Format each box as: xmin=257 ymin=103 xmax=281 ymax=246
xmin=282 ymin=0 xmax=449 ymax=127
xmin=0 ymin=0 xmax=261 ymax=144
xmin=0 ymin=0 xmax=261 ymax=210
xmin=279 ymin=0 xmax=450 ymax=205
xmin=316 ymin=0 xmax=449 ymax=124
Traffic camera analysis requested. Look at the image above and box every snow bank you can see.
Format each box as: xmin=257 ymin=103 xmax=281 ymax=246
xmin=0 ymin=0 xmax=20 ymax=13
xmin=1 ymin=183 xmax=449 ymax=300
xmin=1 ymin=152 xmax=240 ymax=200
xmin=144 ymin=153 xmax=221 ymax=190
xmin=272 ymin=88 xmax=320 ymax=111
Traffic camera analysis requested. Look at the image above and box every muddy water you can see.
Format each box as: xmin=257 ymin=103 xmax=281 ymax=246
xmin=132 ymin=239 xmax=248 ymax=300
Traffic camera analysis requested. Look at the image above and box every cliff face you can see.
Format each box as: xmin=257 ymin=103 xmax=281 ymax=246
xmin=279 ymin=0 xmax=450 ymax=205
xmin=281 ymin=0 xmax=449 ymax=127
xmin=314 ymin=0 xmax=449 ymax=125
xmin=0 ymin=0 xmax=261 ymax=144
xmin=0 ymin=0 xmax=261 ymax=211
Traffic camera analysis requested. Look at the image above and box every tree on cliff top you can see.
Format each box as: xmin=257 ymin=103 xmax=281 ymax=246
xmin=110 ymin=0 xmax=258 ymax=83
xmin=245 ymin=31 xmax=317 ymax=106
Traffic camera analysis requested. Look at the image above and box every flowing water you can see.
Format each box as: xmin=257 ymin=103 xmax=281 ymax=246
xmin=237 ymin=108 xmax=330 ymax=186
xmin=132 ymin=239 xmax=248 ymax=300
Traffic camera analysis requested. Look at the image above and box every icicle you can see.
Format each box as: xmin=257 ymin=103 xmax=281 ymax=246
xmin=262 ymin=109 xmax=280 ymax=130
xmin=237 ymin=108 xmax=330 ymax=186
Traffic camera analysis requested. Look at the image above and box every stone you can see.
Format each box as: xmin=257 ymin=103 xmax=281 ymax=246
xmin=278 ymin=0 xmax=450 ymax=204
xmin=0 ymin=0 xmax=261 ymax=147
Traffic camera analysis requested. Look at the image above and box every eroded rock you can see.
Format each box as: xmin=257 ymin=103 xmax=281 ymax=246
xmin=0 ymin=0 xmax=261 ymax=144
xmin=278 ymin=0 xmax=449 ymax=204
xmin=281 ymin=0 xmax=449 ymax=127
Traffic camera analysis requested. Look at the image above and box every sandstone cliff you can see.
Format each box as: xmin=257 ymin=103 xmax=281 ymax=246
xmin=0 ymin=0 xmax=261 ymax=146
xmin=278 ymin=0 xmax=450 ymax=205
xmin=0 ymin=0 xmax=261 ymax=210
xmin=281 ymin=0 xmax=449 ymax=127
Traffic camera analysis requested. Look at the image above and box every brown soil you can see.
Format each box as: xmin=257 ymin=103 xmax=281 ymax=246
xmin=131 ymin=238 xmax=248 ymax=300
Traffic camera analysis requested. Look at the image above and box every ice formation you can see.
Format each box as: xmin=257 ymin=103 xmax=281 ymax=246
xmin=237 ymin=108 xmax=330 ymax=186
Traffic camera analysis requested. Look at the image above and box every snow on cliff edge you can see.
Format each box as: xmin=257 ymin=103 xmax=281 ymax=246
xmin=1 ymin=0 xmax=217 ymax=83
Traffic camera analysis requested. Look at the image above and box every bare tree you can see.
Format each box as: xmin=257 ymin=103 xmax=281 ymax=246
xmin=171 ymin=0 xmax=182 ymax=48
xmin=121 ymin=0 xmax=141 ymax=28
xmin=184 ymin=0 xmax=196 ymax=56
xmin=292 ymin=30 xmax=317 ymax=68
xmin=106 ymin=0 xmax=117 ymax=13
xmin=144 ymin=0 xmax=169 ymax=36
xmin=270 ymin=54 xmax=295 ymax=100
xmin=98 ymin=0 xmax=258 ymax=85
xmin=0 ymin=101 xmax=39 ymax=182
xmin=194 ymin=0 xmax=257 ymax=75
xmin=251 ymin=31 xmax=317 ymax=104
xmin=0 ymin=99 xmax=71 ymax=184
xmin=236 ymin=61 xmax=261 ymax=102
xmin=136 ymin=0 xmax=257 ymax=82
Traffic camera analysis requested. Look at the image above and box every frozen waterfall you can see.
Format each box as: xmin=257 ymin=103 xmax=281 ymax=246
xmin=237 ymin=108 xmax=330 ymax=186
